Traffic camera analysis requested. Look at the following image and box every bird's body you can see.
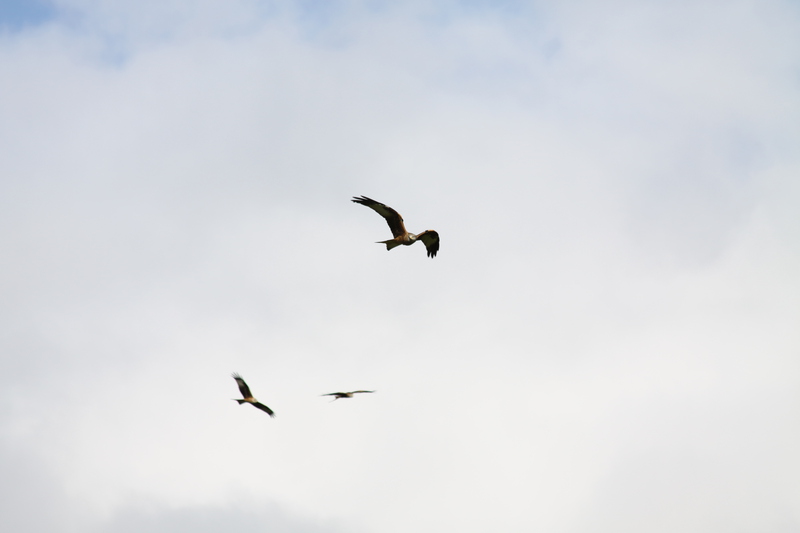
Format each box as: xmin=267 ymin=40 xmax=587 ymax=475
xmin=232 ymin=373 xmax=275 ymax=417
xmin=322 ymin=390 xmax=376 ymax=401
xmin=352 ymin=196 xmax=440 ymax=258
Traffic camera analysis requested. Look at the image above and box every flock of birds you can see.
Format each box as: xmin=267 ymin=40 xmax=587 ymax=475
xmin=232 ymin=196 xmax=440 ymax=418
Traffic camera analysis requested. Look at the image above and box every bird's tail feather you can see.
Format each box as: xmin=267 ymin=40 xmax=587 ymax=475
xmin=378 ymin=240 xmax=402 ymax=251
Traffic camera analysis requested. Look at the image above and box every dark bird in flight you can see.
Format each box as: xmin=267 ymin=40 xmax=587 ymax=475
xmin=352 ymin=196 xmax=440 ymax=258
xmin=322 ymin=390 xmax=376 ymax=401
xmin=232 ymin=373 xmax=275 ymax=417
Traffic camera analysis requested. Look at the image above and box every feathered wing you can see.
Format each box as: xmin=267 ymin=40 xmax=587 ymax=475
xmin=322 ymin=390 xmax=375 ymax=398
xmin=252 ymin=402 xmax=275 ymax=417
xmin=352 ymin=196 xmax=407 ymax=238
xmin=232 ymin=373 xmax=253 ymax=399
xmin=417 ymin=230 xmax=440 ymax=258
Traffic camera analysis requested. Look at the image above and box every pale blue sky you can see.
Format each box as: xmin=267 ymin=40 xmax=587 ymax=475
xmin=0 ymin=0 xmax=56 ymax=29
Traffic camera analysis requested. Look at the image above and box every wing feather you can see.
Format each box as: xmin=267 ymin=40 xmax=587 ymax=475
xmin=231 ymin=373 xmax=253 ymax=399
xmin=417 ymin=230 xmax=440 ymax=258
xmin=252 ymin=402 xmax=275 ymax=417
xmin=352 ymin=196 xmax=407 ymax=238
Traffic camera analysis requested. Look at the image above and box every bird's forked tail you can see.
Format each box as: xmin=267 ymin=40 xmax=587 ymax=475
xmin=378 ymin=239 xmax=402 ymax=251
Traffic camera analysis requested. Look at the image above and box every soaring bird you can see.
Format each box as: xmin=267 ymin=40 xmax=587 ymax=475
xmin=352 ymin=196 xmax=440 ymax=258
xmin=322 ymin=390 xmax=376 ymax=401
xmin=231 ymin=373 xmax=275 ymax=417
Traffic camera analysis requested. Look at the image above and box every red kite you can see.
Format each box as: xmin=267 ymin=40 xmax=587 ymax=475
xmin=322 ymin=390 xmax=376 ymax=401
xmin=352 ymin=196 xmax=440 ymax=258
xmin=232 ymin=373 xmax=275 ymax=417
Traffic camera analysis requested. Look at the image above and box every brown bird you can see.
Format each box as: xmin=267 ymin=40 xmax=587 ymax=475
xmin=352 ymin=196 xmax=440 ymax=258
xmin=231 ymin=373 xmax=275 ymax=417
xmin=322 ymin=390 xmax=376 ymax=401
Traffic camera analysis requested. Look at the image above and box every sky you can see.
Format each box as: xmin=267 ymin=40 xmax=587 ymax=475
xmin=1 ymin=0 xmax=799 ymax=532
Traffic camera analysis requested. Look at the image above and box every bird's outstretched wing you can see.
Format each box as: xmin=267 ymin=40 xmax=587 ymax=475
xmin=321 ymin=392 xmax=345 ymax=397
xmin=352 ymin=390 xmax=376 ymax=394
xmin=252 ymin=402 xmax=275 ymax=418
xmin=232 ymin=373 xmax=253 ymax=400
xmin=417 ymin=230 xmax=440 ymax=258
xmin=352 ymin=196 xmax=407 ymax=238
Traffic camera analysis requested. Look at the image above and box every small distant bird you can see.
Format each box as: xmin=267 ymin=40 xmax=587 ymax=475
xmin=322 ymin=390 xmax=376 ymax=401
xmin=231 ymin=373 xmax=275 ymax=417
xmin=352 ymin=196 xmax=440 ymax=258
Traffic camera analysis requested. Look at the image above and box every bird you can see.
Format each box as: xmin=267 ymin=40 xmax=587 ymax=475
xmin=321 ymin=390 xmax=376 ymax=401
xmin=231 ymin=373 xmax=275 ymax=417
xmin=352 ymin=196 xmax=440 ymax=258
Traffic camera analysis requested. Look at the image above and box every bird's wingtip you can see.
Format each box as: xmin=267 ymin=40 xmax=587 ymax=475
xmin=352 ymin=195 xmax=376 ymax=204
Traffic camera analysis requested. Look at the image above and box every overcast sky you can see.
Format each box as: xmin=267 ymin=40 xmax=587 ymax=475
xmin=1 ymin=1 xmax=799 ymax=532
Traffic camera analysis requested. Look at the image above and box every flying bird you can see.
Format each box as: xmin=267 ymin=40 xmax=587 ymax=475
xmin=352 ymin=196 xmax=440 ymax=258
xmin=231 ymin=373 xmax=275 ymax=417
xmin=321 ymin=390 xmax=376 ymax=401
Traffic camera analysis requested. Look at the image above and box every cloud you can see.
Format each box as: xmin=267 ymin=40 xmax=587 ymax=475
xmin=0 ymin=442 xmax=72 ymax=533
xmin=93 ymin=500 xmax=346 ymax=533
